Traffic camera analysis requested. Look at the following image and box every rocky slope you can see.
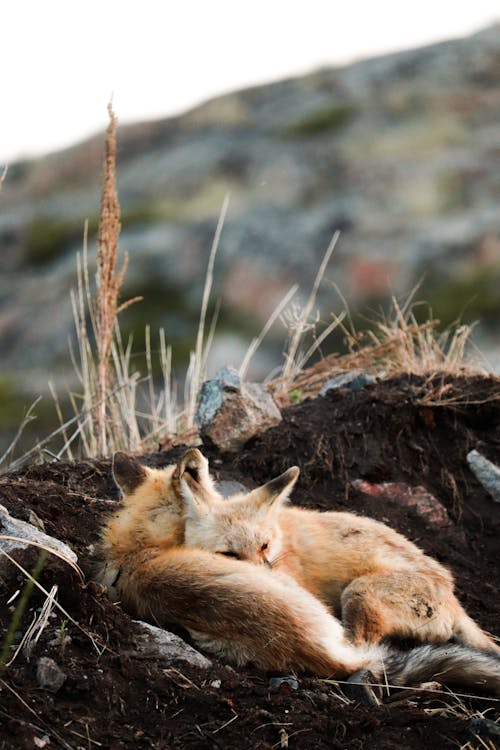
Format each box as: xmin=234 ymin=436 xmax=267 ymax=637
xmin=1 ymin=25 xmax=500 ymax=415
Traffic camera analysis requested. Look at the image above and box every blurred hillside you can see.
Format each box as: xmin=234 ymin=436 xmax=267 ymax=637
xmin=1 ymin=24 xmax=500 ymax=434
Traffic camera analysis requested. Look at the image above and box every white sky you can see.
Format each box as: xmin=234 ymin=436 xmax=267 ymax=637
xmin=2 ymin=1 xmax=499 ymax=164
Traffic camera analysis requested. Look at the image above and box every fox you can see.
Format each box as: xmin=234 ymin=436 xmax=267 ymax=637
xmin=96 ymin=448 xmax=500 ymax=695
xmin=181 ymin=455 xmax=500 ymax=656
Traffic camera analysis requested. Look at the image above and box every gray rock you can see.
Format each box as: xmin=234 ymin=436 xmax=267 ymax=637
xmin=319 ymin=371 xmax=377 ymax=396
xmin=469 ymin=717 xmax=500 ymax=740
xmin=0 ymin=504 xmax=77 ymax=566
xmin=196 ymin=367 xmax=241 ymax=426
xmin=133 ymin=621 xmax=212 ymax=669
xmin=197 ymin=367 xmax=282 ymax=452
xmin=36 ymin=656 xmax=67 ymax=692
xmin=466 ymin=450 xmax=500 ymax=503
xmin=268 ymin=675 xmax=299 ymax=691
xmin=215 ymin=480 xmax=249 ymax=497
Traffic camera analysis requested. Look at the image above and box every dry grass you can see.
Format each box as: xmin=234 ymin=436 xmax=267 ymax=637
xmin=5 ymin=105 xmax=490 ymax=465
xmin=47 ymin=107 xmax=230 ymax=459
xmin=93 ymin=103 xmax=142 ymax=453
xmin=269 ymin=295 xmax=485 ymax=406
xmin=0 ymin=541 xmax=101 ymax=655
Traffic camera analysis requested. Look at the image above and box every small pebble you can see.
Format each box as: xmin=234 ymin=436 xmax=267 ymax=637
xmin=36 ymin=656 xmax=67 ymax=692
xmin=268 ymin=676 xmax=299 ymax=690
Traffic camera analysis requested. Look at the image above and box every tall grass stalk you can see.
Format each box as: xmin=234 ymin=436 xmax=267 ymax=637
xmin=94 ymin=104 xmax=141 ymax=453
xmin=280 ymin=230 xmax=340 ymax=387
xmin=185 ymin=195 xmax=229 ymax=428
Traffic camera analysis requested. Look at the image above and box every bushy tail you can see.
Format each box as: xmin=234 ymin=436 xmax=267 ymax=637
xmin=370 ymin=643 xmax=500 ymax=695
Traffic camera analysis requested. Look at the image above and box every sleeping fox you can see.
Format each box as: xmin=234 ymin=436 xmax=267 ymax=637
xmin=97 ymin=449 xmax=500 ymax=695
xmin=181 ymin=454 xmax=500 ymax=655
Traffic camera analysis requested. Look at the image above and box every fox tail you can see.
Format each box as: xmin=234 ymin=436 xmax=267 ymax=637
xmin=369 ymin=643 xmax=500 ymax=695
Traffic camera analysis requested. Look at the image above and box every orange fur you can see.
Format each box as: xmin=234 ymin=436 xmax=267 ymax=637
xmin=183 ymin=464 xmax=499 ymax=654
xmin=98 ymin=450 xmax=373 ymax=676
xmin=96 ymin=450 xmax=500 ymax=694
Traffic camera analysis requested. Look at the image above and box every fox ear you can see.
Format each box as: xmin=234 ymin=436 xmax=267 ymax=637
xmin=175 ymin=449 xmax=215 ymax=518
xmin=112 ymin=452 xmax=148 ymax=496
xmin=174 ymin=448 xmax=212 ymax=488
xmin=251 ymin=466 xmax=300 ymax=510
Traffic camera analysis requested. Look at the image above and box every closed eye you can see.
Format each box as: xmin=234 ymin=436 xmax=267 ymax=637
xmin=260 ymin=542 xmax=269 ymax=552
xmin=217 ymin=550 xmax=241 ymax=560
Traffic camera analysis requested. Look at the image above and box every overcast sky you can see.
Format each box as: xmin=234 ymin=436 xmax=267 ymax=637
xmin=2 ymin=1 xmax=499 ymax=164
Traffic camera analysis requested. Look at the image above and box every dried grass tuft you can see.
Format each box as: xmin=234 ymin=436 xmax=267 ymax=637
xmin=269 ymin=295 xmax=485 ymax=406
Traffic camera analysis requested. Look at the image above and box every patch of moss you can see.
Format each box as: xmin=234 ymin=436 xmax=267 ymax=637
xmin=23 ymin=215 xmax=99 ymax=266
xmin=5 ymin=159 xmax=32 ymax=184
xmin=121 ymin=200 xmax=184 ymax=226
xmin=0 ymin=378 xmax=52 ymax=433
xmin=420 ymin=267 xmax=500 ymax=329
xmin=0 ymin=378 xmax=28 ymax=428
xmin=280 ymin=104 xmax=356 ymax=139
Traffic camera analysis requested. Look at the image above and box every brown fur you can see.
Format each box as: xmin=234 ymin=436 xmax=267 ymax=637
xmin=182 ymin=462 xmax=499 ymax=654
xmin=97 ymin=451 xmax=500 ymax=694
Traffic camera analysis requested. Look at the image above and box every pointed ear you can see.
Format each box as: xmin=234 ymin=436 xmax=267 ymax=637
xmin=251 ymin=466 xmax=300 ymax=511
xmin=174 ymin=449 xmax=216 ymax=517
xmin=112 ymin=452 xmax=148 ymax=496
xmin=174 ymin=448 xmax=212 ymax=488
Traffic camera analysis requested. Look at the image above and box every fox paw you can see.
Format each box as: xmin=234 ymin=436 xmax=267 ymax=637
xmin=343 ymin=669 xmax=381 ymax=706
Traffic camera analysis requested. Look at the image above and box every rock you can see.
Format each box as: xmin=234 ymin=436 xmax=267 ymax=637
xmin=215 ymin=480 xmax=249 ymax=497
xmin=196 ymin=367 xmax=241 ymax=425
xmin=133 ymin=621 xmax=212 ymax=669
xmin=466 ymin=449 xmax=500 ymax=503
xmin=33 ymin=736 xmax=50 ymax=748
xmin=28 ymin=510 xmax=45 ymax=532
xmin=268 ymin=675 xmax=299 ymax=691
xmin=0 ymin=504 xmax=77 ymax=568
xmin=36 ymin=656 xmax=67 ymax=692
xmin=196 ymin=367 xmax=282 ymax=452
xmin=352 ymin=481 xmax=450 ymax=528
xmin=469 ymin=717 xmax=500 ymax=741
xmin=319 ymin=371 xmax=377 ymax=395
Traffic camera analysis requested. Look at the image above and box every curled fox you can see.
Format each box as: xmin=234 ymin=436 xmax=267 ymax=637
xmin=182 ymin=460 xmax=500 ymax=654
xmin=98 ymin=449 xmax=500 ymax=694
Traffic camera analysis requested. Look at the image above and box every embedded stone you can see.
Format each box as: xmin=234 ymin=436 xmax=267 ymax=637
xmin=319 ymin=370 xmax=376 ymax=396
xmin=467 ymin=449 xmax=500 ymax=503
xmin=352 ymin=480 xmax=450 ymax=528
xmin=197 ymin=367 xmax=281 ymax=452
xmin=133 ymin=621 xmax=212 ymax=669
xmin=0 ymin=504 xmax=77 ymax=567
xmin=36 ymin=657 xmax=67 ymax=692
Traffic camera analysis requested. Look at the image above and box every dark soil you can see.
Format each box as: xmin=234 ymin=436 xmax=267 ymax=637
xmin=1 ymin=374 xmax=499 ymax=749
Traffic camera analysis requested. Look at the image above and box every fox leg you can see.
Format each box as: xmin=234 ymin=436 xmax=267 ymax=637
xmin=116 ymin=547 xmax=377 ymax=677
xmin=340 ymin=571 xmax=457 ymax=646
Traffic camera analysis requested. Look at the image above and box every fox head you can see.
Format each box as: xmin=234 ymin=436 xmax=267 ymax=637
xmin=109 ymin=448 xmax=220 ymax=548
xmin=182 ymin=465 xmax=299 ymax=567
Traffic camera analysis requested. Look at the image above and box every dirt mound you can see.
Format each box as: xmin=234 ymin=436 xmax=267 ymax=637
xmin=1 ymin=374 xmax=499 ymax=749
